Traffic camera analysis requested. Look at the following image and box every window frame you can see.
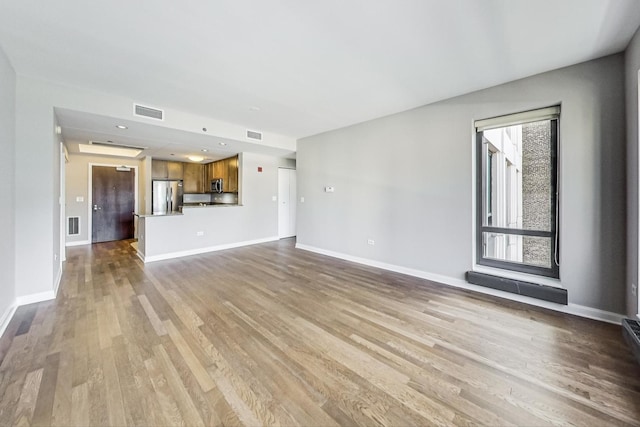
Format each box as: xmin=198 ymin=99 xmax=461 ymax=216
xmin=475 ymin=113 xmax=559 ymax=279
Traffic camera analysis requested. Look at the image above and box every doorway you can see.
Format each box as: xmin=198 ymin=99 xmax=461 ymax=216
xmin=278 ymin=168 xmax=297 ymax=238
xmin=91 ymin=165 xmax=135 ymax=243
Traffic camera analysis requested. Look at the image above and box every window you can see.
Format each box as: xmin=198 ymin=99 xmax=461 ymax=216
xmin=475 ymin=106 xmax=559 ymax=278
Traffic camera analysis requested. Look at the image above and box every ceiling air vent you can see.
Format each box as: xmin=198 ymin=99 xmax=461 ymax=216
xmin=90 ymin=141 xmax=147 ymax=150
xmin=246 ymin=130 xmax=262 ymax=141
xmin=133 ymin=103 xmax=164 ymax=121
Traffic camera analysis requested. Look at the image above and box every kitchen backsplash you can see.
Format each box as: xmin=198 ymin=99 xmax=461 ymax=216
xmin=183 ymin=192 xmax=238 ymax=204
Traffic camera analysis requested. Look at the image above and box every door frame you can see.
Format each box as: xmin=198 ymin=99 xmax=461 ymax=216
xmin=278 ymin=167 xmax=297 ymax=239
xmin=88 ymin=163 xmax=139 ymax=243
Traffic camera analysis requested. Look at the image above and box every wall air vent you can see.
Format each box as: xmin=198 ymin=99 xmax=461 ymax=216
xmin=67 ymin=217 xmax=80 ymax=236
xmin=133 ymin=103 xmax=164 ymax=121
xmin=246 ymin=130 xmax=263 ymax=141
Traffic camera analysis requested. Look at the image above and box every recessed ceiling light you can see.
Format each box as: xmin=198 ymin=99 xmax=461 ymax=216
xmin=115 ymin=125 xmax=128 ymax=129
xmin=219 ymin=142 xmax=227 ymax=146
xmin=201 ymin=149 xmax=208 ymax=152
xmin=188 ymin=155 xmax=204 ymax=162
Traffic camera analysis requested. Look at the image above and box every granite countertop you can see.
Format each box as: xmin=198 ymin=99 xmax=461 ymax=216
xmin=181 ymin=203 xmax=239 ymax=208
xmin=135 ymin=212 xmax=184 ymax=218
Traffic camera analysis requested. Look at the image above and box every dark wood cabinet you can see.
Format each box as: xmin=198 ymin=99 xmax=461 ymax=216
xmin=151 ymin=160 xmax=167 ymax=179
xmin=210 ymin=155 xmax=239 ymax=193
xmin=183 ymin=162 xmax=204 ymax=193
xmin=226 ymin=156 xmax=238 ymax=192
xmin=152 ymin=160 xmax=184 ymax=180
xmin=167 ymin=161 xmax=183 ymax=180
xmin=152 ymin=157 xmax=237 ymax=193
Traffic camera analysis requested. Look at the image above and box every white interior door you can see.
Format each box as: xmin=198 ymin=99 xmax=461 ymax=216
xmin=278 ymin=168 xmax=296 ymax=238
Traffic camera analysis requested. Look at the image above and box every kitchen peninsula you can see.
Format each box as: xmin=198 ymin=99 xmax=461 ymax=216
xmin=137 ymin=152 xmax=295 ymax=262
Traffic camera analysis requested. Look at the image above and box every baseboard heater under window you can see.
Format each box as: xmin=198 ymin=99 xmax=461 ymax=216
xmin=466 ymin=271 xmax=567 ymax=305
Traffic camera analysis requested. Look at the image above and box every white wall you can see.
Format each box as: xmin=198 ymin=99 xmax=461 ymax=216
xmin=297 ymin=54 xmax=627 ymax=315
xmin=626 ymin=27 xmax=640 ymax=317
xmin=140 ymin=153 xmax=295 ymax=260
xmin=65 ymin=153 xmax=144 ymax=244
xmin=0 ymin=46 xmax=16 ymax=329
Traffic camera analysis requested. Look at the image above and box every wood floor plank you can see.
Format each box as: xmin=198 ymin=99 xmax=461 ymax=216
xmin=0 ymin=238 xmax=639 ymax=426
xmin=70 ymin=383 xmax=89 ymax=427
xmin=153 ymin=344 xmax=205 ymax=427
xmin=13 ymin=368 xmax=43 ymax=426
xmin=101 ymin=346 xmax=127 ymax=427
xmin=31 ymin=352 xmax=59 ymax=427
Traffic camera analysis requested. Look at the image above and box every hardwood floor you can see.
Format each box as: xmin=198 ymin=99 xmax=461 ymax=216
xmin=1 ymin=239 xmax=639 ymax=426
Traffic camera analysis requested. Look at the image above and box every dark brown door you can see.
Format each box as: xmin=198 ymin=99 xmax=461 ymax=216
xmin=92 ymin=166 xmax=135 ymax=243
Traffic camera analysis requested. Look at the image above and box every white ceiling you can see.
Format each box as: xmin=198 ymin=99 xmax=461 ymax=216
xmin=56 ymin=108 xmax=295 ymax=162
xmin=1 ymin=0 xmax=640 ymax=141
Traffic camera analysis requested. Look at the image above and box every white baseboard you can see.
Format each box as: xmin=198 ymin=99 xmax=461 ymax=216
xmin=15 ymin=290 xmax=56 ymax=306
xmin=0 ymin=271 xmax=62 ymax=339
xmin=295 ymin=243 xmax=625 ymax=325
xmin=66 ymin=240 xmax=90 ymax=247
xmin=0 ymin=302 xmax=18 ymax=339
xmin=142 ymin=236 xmax=280 ymax=263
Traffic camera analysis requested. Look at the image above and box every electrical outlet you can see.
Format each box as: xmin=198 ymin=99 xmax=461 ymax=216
xmin=633 ymin=283 xmax=637 ymax=296
xmin=196 ymin=231 xmax=204 ymax=236
xmin=367 ymin=239 xmax=375 ymax=246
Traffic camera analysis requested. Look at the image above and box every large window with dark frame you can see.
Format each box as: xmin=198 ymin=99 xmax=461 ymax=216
xmin=475 ymin=106 xmax=559 ymax=278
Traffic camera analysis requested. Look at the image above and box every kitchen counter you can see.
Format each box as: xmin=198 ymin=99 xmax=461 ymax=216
xmin=135 ymin=212 xmax=183 ymax=218
xmin=136 ymin=202 xmax=277 ymax=263
xmin=182 ymin=203 xmax=239 ymax=208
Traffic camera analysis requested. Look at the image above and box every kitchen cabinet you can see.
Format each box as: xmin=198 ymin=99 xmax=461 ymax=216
xmin=212 ymin=161 xmax=225 ymax=181
xmin=226 ymin=156 xmax=238 ymax=192
xmin=151 ymin=160 xmax=167 ymax=179
xmin=210 ymin=155 xmax=239 ymax=193
xmin=183 ymin=162 xmax=204 ymax=193
xmin=167 ymin=161 xmax=183 ymax=179
xmin=152 ymin=160 xmax=184 ymax=180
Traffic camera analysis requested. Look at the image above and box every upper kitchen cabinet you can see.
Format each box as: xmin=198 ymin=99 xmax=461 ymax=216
xmin=183 ymin=162 xmax=205 ymax=193
xmin=152 ymin=160 xmax=184 ymax=180
xmin=209 ymin=155 xmax=239 ymax=193
xmin=151 ymin=159 xmax=167 ymax=179
xmin=167 ymin=161 xmax=183 ymax=180
xmin=212 ymin=161 xmax=225 ymax=181
xmin=226 ymin=156 xmax=238 ymax=193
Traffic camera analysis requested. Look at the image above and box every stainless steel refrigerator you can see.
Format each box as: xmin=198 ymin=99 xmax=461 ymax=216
xmin=152 ymin=180 xmax=183 ymax=214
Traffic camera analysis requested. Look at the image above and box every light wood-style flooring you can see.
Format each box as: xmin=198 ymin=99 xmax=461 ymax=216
xmin=1 ymin=239 xmax=639 ymax=426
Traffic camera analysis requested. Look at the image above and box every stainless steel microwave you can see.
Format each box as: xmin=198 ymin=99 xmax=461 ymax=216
xmin=211 ymin=178 xmax=223 ymax=193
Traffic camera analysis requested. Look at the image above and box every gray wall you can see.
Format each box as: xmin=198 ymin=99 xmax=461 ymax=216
xmin=626 ymin=27 xmax=640 ymax=317
xmin=297 ymin=54 xmax=627 ymax=314
xmin=0 ymin=46 xmax=16 ymax=319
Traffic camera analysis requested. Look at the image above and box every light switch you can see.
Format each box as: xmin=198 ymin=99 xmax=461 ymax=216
xmin=272 ymin=196 xmax=277 ymax=201
xmin=76 ymin=196 xmax=84 ymax=202
xmin=300 ymin=197 xmax=305 ymax=203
